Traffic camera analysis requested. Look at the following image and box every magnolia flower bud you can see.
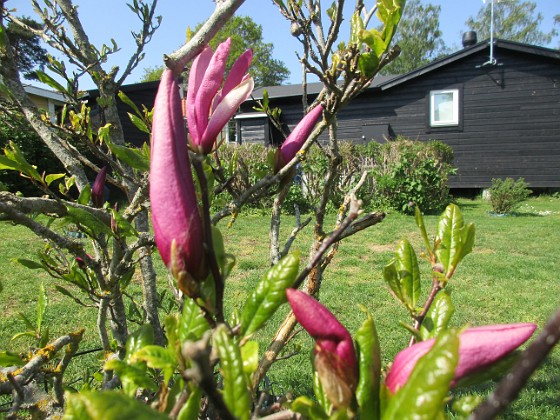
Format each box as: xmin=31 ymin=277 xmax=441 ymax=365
xmin=286 ymin=288 xmax=357 ymax=408
xmin=91 ymin=166 xmax=107 ymax=208
xmin=275 ymin=104 xmax=324 ymax=173
xmin=385 ymin=323 xmax=537 ymax=393
xmin=150 ymin=69 xmax=206 ymax=286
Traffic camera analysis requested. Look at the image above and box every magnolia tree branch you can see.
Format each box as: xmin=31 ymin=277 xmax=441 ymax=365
xmin=270 ymin=181 xmax=291 ymax=265
xmin=471 ymin=307 xmax=560 ymax=420
xmin=164 ymin=0 xmax=246 ymax=74
xmin=0 ymin=330 xmax=84 ymax=395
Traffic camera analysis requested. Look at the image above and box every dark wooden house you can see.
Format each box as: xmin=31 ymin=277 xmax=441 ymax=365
xmin=238 ymin=39 xmax=560 ymax=189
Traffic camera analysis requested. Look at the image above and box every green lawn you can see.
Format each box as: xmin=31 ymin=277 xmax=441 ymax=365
xmin=1 ymin=196 xmax=559 ymax=418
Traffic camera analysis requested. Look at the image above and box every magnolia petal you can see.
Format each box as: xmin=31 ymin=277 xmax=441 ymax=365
xmin=193 ymin=38 xmax=231 ymax=144
xmin=215 ymin=48 xmax=253 ymax=106
xmin=200 ymin=76 xmax=254 ymax=153
xmin=280 ymin=104 xmax=324 ymax=165
xmin=187 ymin=46 xmax=213 ymax=143
xmin=385 ymin=322 xmax=537 ymax=393
xmin=150 ymin=69 xmax=205 ymax=276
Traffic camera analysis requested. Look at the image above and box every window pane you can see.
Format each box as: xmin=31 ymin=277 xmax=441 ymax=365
xmin=434 ymin=92 xmax=454 ymax=122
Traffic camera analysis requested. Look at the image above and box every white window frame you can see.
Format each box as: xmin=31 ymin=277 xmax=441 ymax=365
xmin=429 ymin=89 xmax=459 ymax=127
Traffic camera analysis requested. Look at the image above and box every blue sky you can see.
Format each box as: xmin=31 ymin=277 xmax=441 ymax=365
xmin=12 ymin=0 xmax=559 ymax=89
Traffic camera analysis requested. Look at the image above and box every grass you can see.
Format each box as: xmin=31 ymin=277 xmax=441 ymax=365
xmin=1 ymin=196 xmax=560 ymax=418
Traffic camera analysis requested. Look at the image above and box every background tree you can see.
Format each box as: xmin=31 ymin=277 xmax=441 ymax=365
xmin=139 ymin=64 xmax=164 ymax=82
xmin=466 ymin=0 xmax=556 ymax=46
xmin=140 ymin=15 xmax=290 ymax=86
xmin=380 ymin=0 xmax=446 ymax=75
xmin=5 ymin=16 xmax=48 ymax=80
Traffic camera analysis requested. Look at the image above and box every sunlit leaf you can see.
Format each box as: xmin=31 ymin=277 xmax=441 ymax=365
xmin=63 ymin=390 xmax=168 ymax=420
xmin=382 ymin=329 xmax=459 ymax=419
xmin=214 ymin=324 xmax=251 ymax=420
xmin=240 ymin=252 xmax=300 ymax=337
xmin=355 ymin=309 xmax=381 ymax=419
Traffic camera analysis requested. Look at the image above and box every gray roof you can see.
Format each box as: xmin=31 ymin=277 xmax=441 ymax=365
xmin=250 ymin=74 xmax=398 ymax=100
xmin=249 ymin=38 xmax=560 ymax=100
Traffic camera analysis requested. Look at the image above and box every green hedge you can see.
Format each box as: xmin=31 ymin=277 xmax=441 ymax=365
xmin=213 ymin=137 xmax=455 ymax=215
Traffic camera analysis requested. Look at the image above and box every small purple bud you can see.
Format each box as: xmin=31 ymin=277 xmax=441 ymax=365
xmin=385 ymin=323 xmax=537 ymax=393
xmin=75 ymin=257 xmax=86 ymax=270
xmin=92 ymin=166 xmax=107 ymax=208
xmin=150 ymin=69 xmax=206 ymax=285
xmin=286 ymin=288 xmax=357 ymax=408
xmin=275 ymin=104 xmax=324 ymax=173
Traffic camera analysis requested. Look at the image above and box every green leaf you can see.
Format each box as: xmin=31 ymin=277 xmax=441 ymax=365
xmin=104 ymin=359 xmax=156 ymax=396
xmin=313 ymin=371 xmax=332 ymax=414
xmin=12 ymin=258 xmax=43 ymax=270
xmin=106 ymin=140 xmax=150 ymax=172
xmin=63 ymin=390 xmax=168 ymax=420
xmin=131 ymin=345 xmax=176 ymax=384
xmin=36 ymin=282 xmax=48 ymax=334
xmin=45 ymin=173 xmax=65 ymax=186
xmin=77 ymin=184 xmax=92 ymax=205
xmin=35 ymin=70 xmax=66 ymax=94
xmin=4 ymin=141 xmax=42 ymax=182
xmin=383 ymin=262 xmax=403 ymax=303
xmin=214 ymin=324 xmax=251 ymax=420
xmin=0 ymin=155 xmax=19 ymax=171
xmin=178 ymin=298 xmax=210 ymax=343
xmin=355 ymin=309 xmax=381 ymax=419
xmin=65 ymin=206 xmax=112 ymax=237
xmin=128 ymin=113 xmax=150 ymax=134
xmin=125 ymin=324 xmax=154 ymax=363
xmin=358 ymin=52 xmax=379 ymax=79
xmin=240 ymin=340 xmax=259 ymax=376
xmin=17 ymin=312 xmax=35 ymax=331
xmin=177 ymin=386 xmax=202 ymax=420
xmin=291 ymin=396 xmax=329 ymax=419
xmin=451 ymin=395 xmax=484 ymax=418
xmin=435 ymin=204 xmax=475 ymax=279
xmin=415 ymin=207 xmax=434 ymax=257
xmin=110 ymin=209 xmax=138 ymax=238
xmin=382 ymin=329 xmax=459 ymax=420
xmin=419 ymin=290 xmax=455 ymax=340
xmin=350 ymin=11 xmax=364 ymax=45
xmin=240 ymin=252 xmax=300 ymax=337
xmin=394 ymin=239 xmax=420 ymax=311
xmin=0 ymin=351 xmax=25 ymax=367
xmin=118 ymin=91 xmax=142 ymax=116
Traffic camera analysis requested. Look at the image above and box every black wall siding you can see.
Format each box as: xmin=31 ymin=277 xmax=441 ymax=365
xmin=238 ymin=42 xmax=560 ymax=188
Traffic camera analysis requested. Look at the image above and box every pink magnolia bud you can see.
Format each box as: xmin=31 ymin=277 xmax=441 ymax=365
xmin=275 ymin=104 xmax=324 ymax=173
xmin=150 ymin=69 xmax=206 ymax=285
xmin=286 ymin=288 xmax=357 ymax=408
xmin=92 ymin=166 xmax=107 ymax=208
xmin=186 ymin=38 xmax=254 ymax=154
xmin=385 ymin=323 xmax=537 ymax=393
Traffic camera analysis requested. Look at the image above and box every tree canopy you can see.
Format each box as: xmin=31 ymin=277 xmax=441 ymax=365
xmin=380 ymin=0 xmax=446 ymax=75
xmin=5 ymin=17 xmax=48 ymax=80
xmin=141 ymin=15 xmax=290 ymax=87
xmin=466 ymin=0 xmax=556 ymax=46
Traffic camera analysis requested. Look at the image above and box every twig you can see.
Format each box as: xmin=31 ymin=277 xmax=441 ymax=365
xmin=292 ymin=196 xmax=362 ymax=290
xmin=193 ymin=157 xmax=225 ymax=322
xmin=182 ymin=333 xmax=235 ymax=420
xmin=164 ymin=0 xmax=246 ymax=74
xmin=280 ymin=217 xmax=312 ymax=260
xmin=471 ymin=307 xmax=560 ymax=420
xmin=0 ymin=331 xmax=84 ymax=395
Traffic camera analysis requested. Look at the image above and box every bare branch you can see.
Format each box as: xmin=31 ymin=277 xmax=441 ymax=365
xmin=164 ymin=0 xmax=246 ymax=75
